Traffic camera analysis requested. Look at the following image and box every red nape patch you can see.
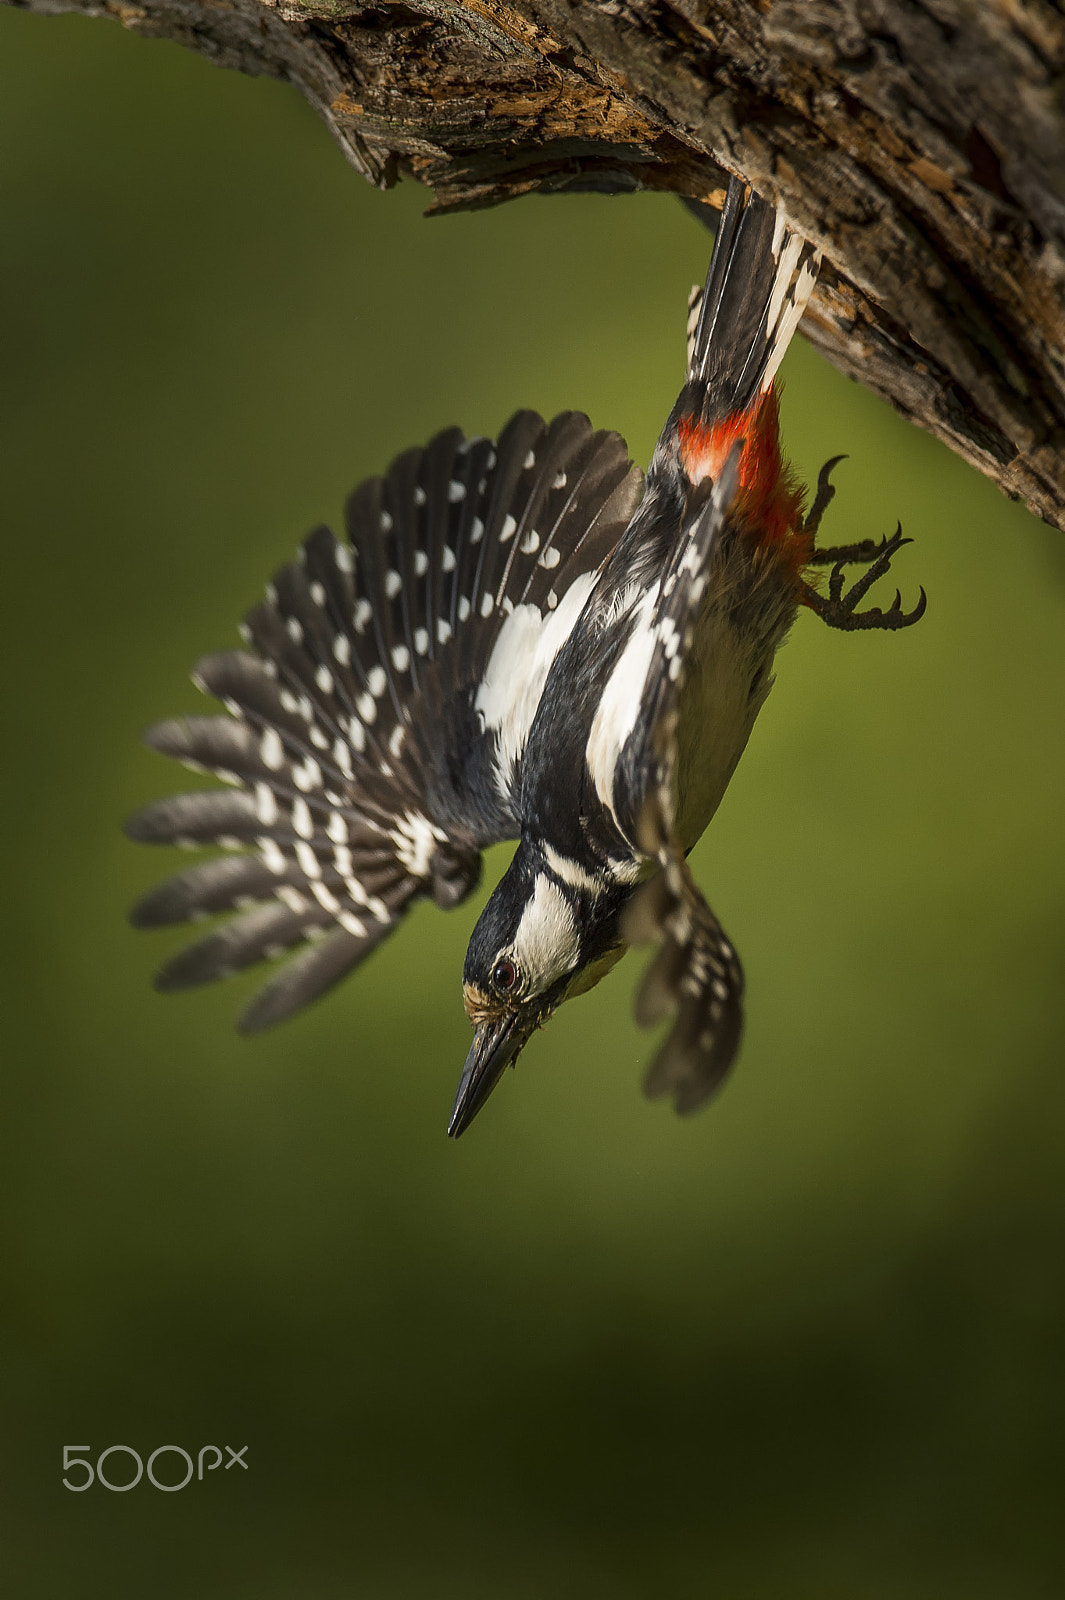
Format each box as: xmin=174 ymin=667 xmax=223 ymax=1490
xmin=678 ymin=387 xmax=810 ymax=569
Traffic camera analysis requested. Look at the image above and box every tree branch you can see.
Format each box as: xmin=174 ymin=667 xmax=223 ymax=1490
xmin=10 ymin=0 xmax=1065 ymax=526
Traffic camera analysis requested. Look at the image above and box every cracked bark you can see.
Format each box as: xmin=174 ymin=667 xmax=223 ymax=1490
xmin=10 ymin=0 xmax=1065 ymax=527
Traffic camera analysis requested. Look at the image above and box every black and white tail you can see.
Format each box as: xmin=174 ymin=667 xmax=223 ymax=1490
xmin=684 ymin=177 xmax=821 ymax=419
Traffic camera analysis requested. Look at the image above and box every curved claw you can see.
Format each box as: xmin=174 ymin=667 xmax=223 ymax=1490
xmin=803 ymin=453 xmax=848 ymax=540
xmin=804 ymin=520 xmax=927 ymax=633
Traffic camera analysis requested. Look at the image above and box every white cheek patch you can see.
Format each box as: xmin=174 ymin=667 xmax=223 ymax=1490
xmin=475 ymin=572 xmax=597 ymax=796
xmin=511 ymin=874 xmax=580 ymax=995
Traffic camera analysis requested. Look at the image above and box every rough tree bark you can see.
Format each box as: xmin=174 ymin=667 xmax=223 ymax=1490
xmin=10 ymin=0 xmax=1065 ymax=527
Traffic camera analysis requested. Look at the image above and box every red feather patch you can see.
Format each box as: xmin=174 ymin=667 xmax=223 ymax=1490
xmin=678 ymin=387 xmax=809 ymax=570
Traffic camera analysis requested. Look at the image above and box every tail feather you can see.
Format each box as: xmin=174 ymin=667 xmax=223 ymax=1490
xmin=685 ymin=177 xmax=821 ymax=420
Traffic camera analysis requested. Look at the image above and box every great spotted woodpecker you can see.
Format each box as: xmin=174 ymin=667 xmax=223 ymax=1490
xmin=128 ymin=179 xmax=924 ymax=1136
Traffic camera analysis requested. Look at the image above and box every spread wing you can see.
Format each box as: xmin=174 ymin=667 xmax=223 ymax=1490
xmin=619 ymin=450 xmax=747 ymax=1113
xmin=127 ymin=411 xmax=643 ymax=1032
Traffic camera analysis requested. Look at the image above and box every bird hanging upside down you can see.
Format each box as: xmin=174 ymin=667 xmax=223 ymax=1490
xmin=127 ymin=178 xmax=925 ymax=1136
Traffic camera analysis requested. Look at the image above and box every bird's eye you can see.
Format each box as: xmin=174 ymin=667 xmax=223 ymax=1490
xmin=492 ymin=958 xmax=517 ymax=993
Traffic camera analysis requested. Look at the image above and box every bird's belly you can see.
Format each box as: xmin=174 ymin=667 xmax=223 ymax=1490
xmin=672 ymin=607 xmax=767 ymax=854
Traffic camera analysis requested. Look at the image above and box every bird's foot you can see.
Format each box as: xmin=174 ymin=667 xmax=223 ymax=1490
xmin=803 ymin=456 xmax=897 ymax=565
xmin=802 ymin=454 xmax=846 ymax=543
xmin=807 ymin=532 xmax=894 ymax=567
xmin=803 ymin=522 xmax=927 ymax=633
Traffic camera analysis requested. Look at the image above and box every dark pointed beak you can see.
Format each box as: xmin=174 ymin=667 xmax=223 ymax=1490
xmin=448 ymin=1010 xmax=533 ymax=1138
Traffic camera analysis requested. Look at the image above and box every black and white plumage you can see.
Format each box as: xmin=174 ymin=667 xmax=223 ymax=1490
xmin=129 ymin=412 xmax=641 ymax=1035
xmin=129 ymin=178 xmax=923 ymax=1135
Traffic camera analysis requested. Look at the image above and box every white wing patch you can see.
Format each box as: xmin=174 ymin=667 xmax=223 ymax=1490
xmin=474 ymin=572 xmax=598 ymax=797
xmin=511 ymin=873 xmax=581 ymax=994
xmin=584 ymin=583 xmax=661 ymax=824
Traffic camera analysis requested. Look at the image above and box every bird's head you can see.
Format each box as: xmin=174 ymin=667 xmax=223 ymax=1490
xmin=449 ymin=841 xmax=625 ymax=1137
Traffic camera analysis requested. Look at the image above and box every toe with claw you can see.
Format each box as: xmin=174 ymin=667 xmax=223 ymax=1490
xmin=803 ymin=522 xmax=927 ymax=633
xmin=802 ymin=454 xmax=847 ymax=543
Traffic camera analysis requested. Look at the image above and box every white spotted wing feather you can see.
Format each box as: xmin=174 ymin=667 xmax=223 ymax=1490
xmin=618 ymin=448 xmax=748 ymax=1111
xmin=128 ymin=412 xmax=641 ymax=1031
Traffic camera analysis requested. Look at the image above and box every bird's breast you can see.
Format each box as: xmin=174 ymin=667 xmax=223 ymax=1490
xmin=671 ymin=531 xmax=804 ymax=852
xmin=671 ymin=597 xmax=767 ymax=852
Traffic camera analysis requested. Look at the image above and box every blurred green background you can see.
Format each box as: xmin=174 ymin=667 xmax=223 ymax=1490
xmin=3 ymin=7 xmax=1065 ymax=1596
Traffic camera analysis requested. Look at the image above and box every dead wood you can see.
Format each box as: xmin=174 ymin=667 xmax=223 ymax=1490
xmin=10 ymin=0 xmax=1065 ymax=525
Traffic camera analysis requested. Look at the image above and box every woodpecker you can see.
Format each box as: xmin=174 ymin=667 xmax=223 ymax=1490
xmin=128 ymin=178 xmax=924 ymax=1136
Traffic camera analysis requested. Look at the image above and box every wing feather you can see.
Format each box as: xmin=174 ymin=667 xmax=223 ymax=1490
xmin=128 ymin=412 xmax=642 ymax=1028
xmin=236 ymin=919 xmax=402 ymax=1035
xmin=618 ymin=447 xmax=748 ymax=1111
